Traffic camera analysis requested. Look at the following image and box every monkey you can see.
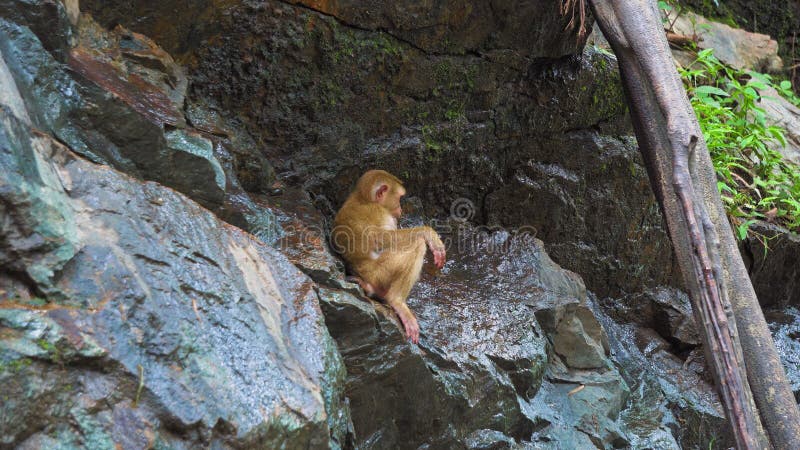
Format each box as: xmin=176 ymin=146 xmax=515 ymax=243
xmin=332 ymin=170 xmax=446 ymax=344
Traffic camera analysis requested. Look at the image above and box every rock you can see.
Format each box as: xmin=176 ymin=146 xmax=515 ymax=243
xmin=70 ymin=15 xmax=188 ymax=128
xmin=464 ymin=429 xmax=519 ymax=450
xmin=82 ymin=0 xmax=588 ymax=60
xmin=146 ymin=0 xmax=672 ymax=298
xmin=765 ymin=307 xmax=800 ymax=398
xmin=0 ymin=104 xmax=351 ymax=448
xmin=79 ymin=0 xmax=230 ymax=59
xmin=286 ymin=0 xmax=588 ymax=57
xmin=741 ymin=222 xmax=800 ymax=308
xmin=0 ymin=0 xmax=76 ymax=58
xmin=0 ymin=52 xmax=31 ymax=125
xmin=0 ymin=9 xmax=258 ymax=213
xmin=532 ymin=356 xmax=630 ymax=449
xmin=678 ymin=0 xmax=800 ymax=79
xmin=316 ymin=223 xmax=678 ymax=448
xmin=3 ymin=2 xmax=788 ymax=448
xmin=759 ymin=84 xmax=800 ymax=167
xmin=593 ymin=305 xmax=732 ymax=449
xmin=602 ymin=287 xmax=700 ymax=347
xmin=257 ymin=188 xmax=351 ymax=289
xmin=667 ymin=9 xmax=783 ymax=73
xmin=482 ymin=131 xmax=678 ymax=298
xmin=548 ymin=307 xmax=609 ymax=369
xmin=164 ymin=129 xmax=226 ymax=208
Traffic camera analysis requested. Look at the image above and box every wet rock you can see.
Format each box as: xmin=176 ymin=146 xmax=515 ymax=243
xmin=79 ymin=0 xmax=230 ymax=59
xmin=765 ymin=307 xmax=800 ymax=398
xmin=315 ymin=222 xmax=681 ymax=448
xmin=0 ymin=60 xmax=78 ymax=297
xmin=171 ymin=0 xmax=671 ymax=298
xmin=317 ymin=227 xmax=557 ymax=449
xmin=546 ymin=306 xmax=609 ymax=369
xmin=742 ymin=222 xmax=800 ymax=308
xmin=0 ymin=9 xmax=253 ymax=213
xmin=82 ymin=0 xmax=587 ymax=61
xmin=483 ymin=131 xmax=678 ymax=298
xmin=286 ymin=0 xmax=588 ymax=57
xmin=593 ymin=304 xmax=732 ymax=449
xmin=70 ymin=16 xmax=188 ymax=128
xmin=464 ymin=429 xmax=518 ymax=450
xmin=164 ymin=128 xmax=226 ymax=208
xmin=256 ymin=188 xmax=349 ymax=288
xmin=0 ymin=104 xmax=352 ymax=448
xmin=0 ymin=46 xmax=31 ymax=125
xmin=602 ymin=287 xmax=700 ymax=348
xmin=3 ymin=3 xmax=782 ymax=449
xmin=0 ymin=0 xmax=76 ymax=59
xmin=667 ymin=9 xmax=783 ymax=73
xmin=532 ymin=357 xmax=630 ymax=449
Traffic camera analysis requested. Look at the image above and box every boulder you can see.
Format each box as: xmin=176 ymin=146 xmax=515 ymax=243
xmin=667 ymin=9 xmax=782 ymax=73
xmin=602 ymin=287 xmax=701 ymax=348
xmin=0 ymin=97 xmax=351 ymax=448
xmin=0 ymin=6 xmax=237 ymax=212
xmin=759 ymin=84 xmax=800 ymax=167
xmin=317 ymin=223 xmax=676 ymax=449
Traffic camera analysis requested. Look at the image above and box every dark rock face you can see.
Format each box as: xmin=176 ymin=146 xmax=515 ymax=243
xmin=170 ymin=0 xmax=674 ymax=299
xmin=602 ymin=287 xmax=700 ymax=349
xmin=78 ymin=0 xmax=227 ymax=59
xmin=81 ymin=0 xmax=587 ymax=61
xmin=482 ymin=131 xmax=679 ymax=298
xmin=0 ymin=87 xmax=351 ymax=448
xmin=765 ymin=307 xmax=800 ymax=399
xmin=3 ymin=1 xmax=795 ymax=449
xmin=286 ymin=0 xmax=584 ymax=58
xmin=595 ymin=307 xmax=734 ymax=450
xmin=742 ymin=222 xmax=800 ymax=308
xmin=0 ymin=0 xmax=77 ymax=59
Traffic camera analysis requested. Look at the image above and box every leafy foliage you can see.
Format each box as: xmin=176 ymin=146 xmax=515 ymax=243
xmin=679 ymin=49 xmax=800 ymax=235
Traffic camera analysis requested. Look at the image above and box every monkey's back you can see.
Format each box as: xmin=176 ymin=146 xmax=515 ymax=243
xmin=332 ymin=197 xmax=383 ymax=266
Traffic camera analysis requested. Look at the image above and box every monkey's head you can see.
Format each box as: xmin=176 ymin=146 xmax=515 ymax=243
xmin=356 ymin=169 xmax=406 ymax=219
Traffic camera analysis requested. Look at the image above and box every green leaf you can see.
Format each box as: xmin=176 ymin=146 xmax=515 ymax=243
xmin=736 ymin=220 xmax=755 ymax=240
xmin=693 ymin=85 xmax=729 ymax=97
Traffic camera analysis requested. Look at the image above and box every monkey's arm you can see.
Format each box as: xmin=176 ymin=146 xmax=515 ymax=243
xmin=373 ymin=226 xmax=435 ymax=250
xmin=373 ymin=227 xmax=446 ymax=268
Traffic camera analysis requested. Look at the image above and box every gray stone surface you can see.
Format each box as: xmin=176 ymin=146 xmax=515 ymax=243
xmin=669 ymin=9 xmax=782 ymax=72
xmin=0 ymin=102 xmax=351 ymax=448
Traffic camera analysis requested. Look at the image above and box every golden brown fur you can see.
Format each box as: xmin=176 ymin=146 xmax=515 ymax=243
xmin=333 ymin=170 xmax=445 ymax=343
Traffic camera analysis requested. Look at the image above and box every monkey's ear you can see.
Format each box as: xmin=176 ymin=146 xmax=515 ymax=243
xmin=373 ymin=183 xmax=389 ymax=202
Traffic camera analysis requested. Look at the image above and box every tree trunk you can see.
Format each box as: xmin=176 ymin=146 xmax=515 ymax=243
xmin=587 ymin=0 xmax=800 ymax=448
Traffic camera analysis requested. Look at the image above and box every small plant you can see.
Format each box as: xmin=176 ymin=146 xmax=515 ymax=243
xmin=679 ymin=49 xmax=800 ymax=236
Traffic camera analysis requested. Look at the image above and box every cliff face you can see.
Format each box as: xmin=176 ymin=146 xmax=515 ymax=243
xmin=73 ymin=0 xmax=679 ymax=301
xmin=1 ymin=1 xmax=798 ymax=449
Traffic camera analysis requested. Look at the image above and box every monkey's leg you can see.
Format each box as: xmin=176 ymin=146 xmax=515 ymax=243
xmin=382 ymin=238 xmax=427 ymax=343
xmin=345 ymin=276 xmax=388 ymax=299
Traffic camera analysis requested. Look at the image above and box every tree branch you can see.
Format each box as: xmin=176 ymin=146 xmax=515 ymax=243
xmin=585 ymin=0 xmax=800 ymax=448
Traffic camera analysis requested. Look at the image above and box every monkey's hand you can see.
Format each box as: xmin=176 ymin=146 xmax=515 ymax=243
xmin=425 ymin=229 xmax=446 ymax=269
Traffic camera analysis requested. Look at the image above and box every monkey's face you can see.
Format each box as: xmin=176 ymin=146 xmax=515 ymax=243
xmin=372 ymin=180 xmax=405 ymax=219
xmin=386 ymin=188 xmax=404 ymax=219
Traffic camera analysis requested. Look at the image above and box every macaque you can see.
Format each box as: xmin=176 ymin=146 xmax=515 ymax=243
xmin=332 ymin=170 xmax=446 ymax=343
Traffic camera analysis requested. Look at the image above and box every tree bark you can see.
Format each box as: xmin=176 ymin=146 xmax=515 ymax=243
xmin=587 ymin=0 xmax=800 ymax=448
